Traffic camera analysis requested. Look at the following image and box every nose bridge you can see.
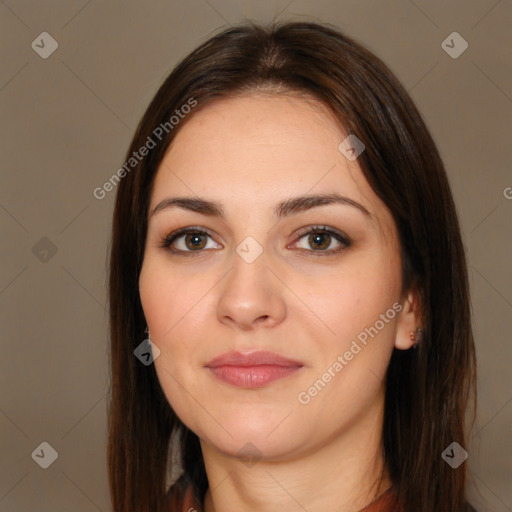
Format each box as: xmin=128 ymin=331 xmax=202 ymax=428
xmin=216 ymin=235 xmax=286 ymax=328
xmin=231 ymin=237 xmax=267 ymax=284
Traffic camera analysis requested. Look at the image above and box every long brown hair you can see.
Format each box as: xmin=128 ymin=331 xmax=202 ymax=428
xmin=107 ymin=20 xmax=477 ymax=512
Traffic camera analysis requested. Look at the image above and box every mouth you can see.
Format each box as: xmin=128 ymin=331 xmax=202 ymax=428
xmin=204 ymin=351 xmax=304 ymax=389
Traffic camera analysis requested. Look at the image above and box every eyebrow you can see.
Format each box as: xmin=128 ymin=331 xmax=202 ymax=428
xmin=150 ymin=193 xmax=373 ymax=221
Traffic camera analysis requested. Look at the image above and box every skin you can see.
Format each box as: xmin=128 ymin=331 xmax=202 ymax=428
xmin=138 ymin=93 xmax=421 ymax=512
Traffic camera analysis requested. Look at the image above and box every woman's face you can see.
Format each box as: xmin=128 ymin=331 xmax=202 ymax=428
xmin=139 ymin=93 xmax=405 ymax=461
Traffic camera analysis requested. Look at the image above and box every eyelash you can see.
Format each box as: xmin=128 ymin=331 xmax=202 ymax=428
xmin=158 ymin=225 xmax=351 ymax=257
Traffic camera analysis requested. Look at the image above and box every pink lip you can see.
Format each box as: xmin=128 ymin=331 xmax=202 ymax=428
xmin=205 ymin=351 xmax=303 ymax=389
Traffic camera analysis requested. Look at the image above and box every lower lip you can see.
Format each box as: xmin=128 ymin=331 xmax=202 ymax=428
xmin=207 ymin=365 xmax=302 ymax=388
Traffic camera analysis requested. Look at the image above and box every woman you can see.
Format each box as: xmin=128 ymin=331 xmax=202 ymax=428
xmin=107 ymin=21 xmax=477 ymax=512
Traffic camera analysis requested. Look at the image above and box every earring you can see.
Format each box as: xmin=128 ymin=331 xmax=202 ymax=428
xmin=409 ymin=327 xmax=422 ymax=348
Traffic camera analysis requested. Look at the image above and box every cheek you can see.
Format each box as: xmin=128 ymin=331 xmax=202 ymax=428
xmin=298 ymin=251 xmax=402 ymax=345
xmin=139 ymin=257 xmax=208 ymax=339
xmin=139 ymin=258 xmax=211 ymax=406
xmin=295 ymin=265 xmax=399 ymax=429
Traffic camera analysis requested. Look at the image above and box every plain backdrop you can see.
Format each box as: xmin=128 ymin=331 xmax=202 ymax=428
xmin=1 ymin=1 xmax=511 ymax=511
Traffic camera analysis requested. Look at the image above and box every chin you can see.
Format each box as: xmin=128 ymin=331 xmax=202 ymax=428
xmin=196 ymin=412 xmax=308 ymax=462
xmin=206 ymin=431 xmax=300 ymax=462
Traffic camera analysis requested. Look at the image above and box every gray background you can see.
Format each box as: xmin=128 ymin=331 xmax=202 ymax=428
xmin=1 ymin=1 xmax=511 ymax=511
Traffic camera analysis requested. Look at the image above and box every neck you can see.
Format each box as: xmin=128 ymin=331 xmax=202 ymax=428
xmin=201 ymin=387 xmax=391 ymax=512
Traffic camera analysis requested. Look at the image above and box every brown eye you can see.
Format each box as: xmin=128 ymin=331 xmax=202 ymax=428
xmin=160 ymin=227 xmax=221 ymax=253
xmin=183 ymin=232 xmax=207 ymax=250
xmin=293 ymin=226 xmax=351 ymax=255
xmin=308 ymin=232 xmax=332 ymax=250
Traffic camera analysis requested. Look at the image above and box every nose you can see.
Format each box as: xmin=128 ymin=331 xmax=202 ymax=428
xmin=216 ymin=248 xmax=287 ymax=331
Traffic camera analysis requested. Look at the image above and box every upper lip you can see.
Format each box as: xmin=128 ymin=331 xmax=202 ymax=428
xmin=205 ymin=350 xmax=303 ymax=368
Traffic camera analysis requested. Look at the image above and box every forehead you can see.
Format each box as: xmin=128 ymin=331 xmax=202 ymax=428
xmin=151 ymin=93 xmax=393 ymax=235
xmin=160 ymin=93 xmax=346 ymax=181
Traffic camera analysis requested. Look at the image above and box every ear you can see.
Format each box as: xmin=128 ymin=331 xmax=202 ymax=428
xmin=395 ymin=289 xmax=423 ymax=350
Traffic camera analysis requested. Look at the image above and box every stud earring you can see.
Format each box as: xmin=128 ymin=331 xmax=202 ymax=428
xmin=409 ymin=327 xmax=422 ymax=348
